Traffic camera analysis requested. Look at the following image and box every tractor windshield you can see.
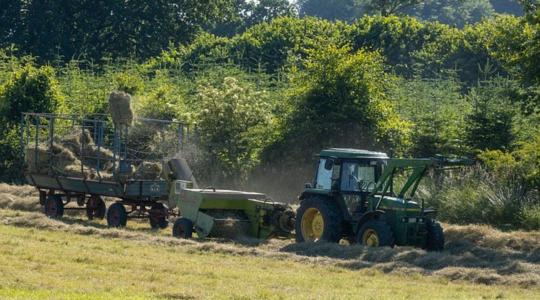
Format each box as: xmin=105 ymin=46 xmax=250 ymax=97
xmin=340 ymin=162 xmax=376 ymax=192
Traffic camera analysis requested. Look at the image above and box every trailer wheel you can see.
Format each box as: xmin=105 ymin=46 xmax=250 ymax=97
xmin=44 ymin=195 xmax=64 ymax=218
xmin=86 ymin=195 xmax=106 ymax=220
xmin=356 ymin=219 xmax=395 ymax=247
xmin=172 ymin=218 xmax=193 ymax=239
xmin=107 ymin=202 xmax=127 ymax=227
xmin=295 ymin=196 xmax=343 ymax=243
xmin=149 ymin=203 xmax=169 ymax=229
xmin=424 ymin=221 xmax=444 ymax=251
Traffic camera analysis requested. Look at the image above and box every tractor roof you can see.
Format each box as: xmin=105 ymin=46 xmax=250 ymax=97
xmin=319 ymin=148 xmax=389 ymax=159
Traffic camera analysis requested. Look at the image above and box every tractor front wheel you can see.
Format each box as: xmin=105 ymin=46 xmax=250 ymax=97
xmin=424 ymin=221 xmax=444 ymax=251
xmin=107 ymin=202 xmax=127 ymax=228
xmin=172 ymin=217 xmax=193 ymax=239
xmin=356 ymin=219 xmax=395 ymax=247
xmin=295 ymin=196 xmax=343 ymax=243
xmin=44 ymin=195 xmax=64 ymax=218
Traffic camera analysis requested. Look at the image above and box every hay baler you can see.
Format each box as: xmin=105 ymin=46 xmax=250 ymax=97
xmin=166 ymin=178 xmax=295 ymax=239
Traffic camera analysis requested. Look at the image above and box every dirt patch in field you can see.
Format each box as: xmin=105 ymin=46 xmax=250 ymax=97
xmin=0 ymin=184 xmax=539 ymax=287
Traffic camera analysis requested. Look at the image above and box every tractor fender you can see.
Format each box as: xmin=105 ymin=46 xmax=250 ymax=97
xmin=354 ymin=210 xmax=386 ymax=233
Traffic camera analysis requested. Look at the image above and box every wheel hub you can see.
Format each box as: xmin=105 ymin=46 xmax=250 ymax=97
xmin=362 ymin=229 xmax=379 ymax=247
xmin=301 ymin=207 xmax=325 ymax=241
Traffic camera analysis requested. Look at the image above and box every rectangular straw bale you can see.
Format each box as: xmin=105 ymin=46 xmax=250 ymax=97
xmin=108 ymin=91 xmax=134 ymax=126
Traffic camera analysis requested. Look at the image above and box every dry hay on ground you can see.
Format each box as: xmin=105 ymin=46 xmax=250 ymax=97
xmin=0 ymin=183 xmax=539 ymax=287
xmin=0 ymin=184 xmax=40 ymax=212
xmin=109 ymin=91 xmax=134 ymax=126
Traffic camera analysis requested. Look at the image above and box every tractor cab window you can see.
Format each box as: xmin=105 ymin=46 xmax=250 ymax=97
xmin=340 ymin=162 xmax=376 ymax=192
xmin=315 ymin=158 xmax=332 ymax=190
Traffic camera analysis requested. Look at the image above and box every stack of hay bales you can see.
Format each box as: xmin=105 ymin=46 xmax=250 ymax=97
xmin=133 ymin=161 xmax=163 ymax=180
xmin=25 ymin=143 xmax=81 ymax=175
xmin=108 ymin=91 xmax=134 ymax=126
xmin=60 ymin=129 xmax=115 ymax=173
xmin=26 ymin=128 xmax=116 ymax=180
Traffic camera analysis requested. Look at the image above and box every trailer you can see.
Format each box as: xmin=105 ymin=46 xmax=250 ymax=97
xmin=20 ymin=112 xmax=296 ymax=238
xmin=21 ymin=112 xmax=191 ymax=228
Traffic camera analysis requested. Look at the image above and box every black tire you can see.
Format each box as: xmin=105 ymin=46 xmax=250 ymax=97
xmin=356 ymin=219 xmax=395 ymax=247
xmin=107 ymin=202 xmax=127 ymax=228
xmin=172 ymin=217 xmax=193 ymax=239
xmin=295 ymin=196 xmax=343 ymax=243
xmin=44 ymin=195 xmax=64 ymax=218
xmin=149 ymin=203 xmax=169 ymax=229
xmin=86 ymin=196 xmax=106 ymax=220
xmin=424 ymin=220 xmax=445 ymax=251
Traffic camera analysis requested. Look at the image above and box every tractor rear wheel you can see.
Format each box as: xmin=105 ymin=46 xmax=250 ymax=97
xmin=295 ymin=196 xmax=343 ymax=243
xmin=86 ymin=195 xmax=106 ymax=220
xmin=356 ymin=219 xmax=395 ymax=247
xmin=44 ymin=195 xmax=64 ymax=218
xmin=107 ymin=202 xmax=127 ymax=228
xmin=424 ymin=221 xmax=444 ymax=251
xmin=172 ymin=217 xmax=193 ymax=239
xmin=149 ymin=203 xmax=169 ymax=229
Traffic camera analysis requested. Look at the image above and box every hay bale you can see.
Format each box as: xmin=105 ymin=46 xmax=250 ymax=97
xmin=25 ymin=143 xmax=80 ymax=174
xmin=133 ymin=162 xmax=162 ymax=180
xmin=108 ymin=91 xmax=134 ymax=126
xmin=61 ymin=129 xmax=94 ymax=152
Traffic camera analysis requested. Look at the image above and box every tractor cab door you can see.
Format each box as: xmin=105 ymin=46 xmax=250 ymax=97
xmin=339 ymin=161 xmax=379 ymax=215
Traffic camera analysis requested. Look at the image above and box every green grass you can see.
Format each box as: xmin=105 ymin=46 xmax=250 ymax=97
xmin=0 ymin=224 xmax=539 ymax=299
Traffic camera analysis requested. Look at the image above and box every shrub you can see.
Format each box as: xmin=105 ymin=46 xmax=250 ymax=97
xmin=195 ymin=76 xmax=274 ymax=185
xmin=0 ymin=64 xmax=61 ymax=126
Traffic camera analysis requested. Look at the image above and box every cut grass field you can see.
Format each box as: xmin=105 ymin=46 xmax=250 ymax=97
xmin=0 ymin=220 xmax=538 ymax=300
xmin=0 ymin=184 xmax=539 ymax=299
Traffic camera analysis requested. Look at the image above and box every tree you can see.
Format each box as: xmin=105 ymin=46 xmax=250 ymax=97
xmin=264 ymin=45 xmax=410 ymax=163
xmin=363 ymin=0 xmax=422 ymax=16
xmin=245 ymin=0 xmax=297 ymax=26
xmin=390 ymin=77 xmax=471 ymax=156
xmin=0 ymin=64 xmax=62 ymax=126
xmin=404 ymin=0 xmax=495 ymax=28
xmin=0 ymin=0 xmax=23 ymax=48
xmin=8 ymin=0 xmax=237 ymax=61
xmin=465 ymin=78 xmax=518 ymax=152
xmin=298 ymin=0 xmax=362 ymax=22
xmin=0 ymin=64 xmax=63 ymax=182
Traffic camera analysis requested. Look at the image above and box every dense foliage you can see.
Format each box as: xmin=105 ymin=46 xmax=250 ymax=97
xmin=0 ymin=1 xmax=538 ymax=229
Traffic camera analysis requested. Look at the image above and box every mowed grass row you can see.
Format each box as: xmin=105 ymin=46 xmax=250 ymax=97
xmin=0 ymin=225 xmax=539 ymax=300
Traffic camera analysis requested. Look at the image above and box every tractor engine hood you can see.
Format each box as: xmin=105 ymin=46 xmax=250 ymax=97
xmin=372 ymin=195 xmax=421 ymax=212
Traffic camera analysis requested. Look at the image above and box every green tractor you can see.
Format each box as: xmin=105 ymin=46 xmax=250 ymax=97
xmin=295 ymin=148 xmax=472 ymax=251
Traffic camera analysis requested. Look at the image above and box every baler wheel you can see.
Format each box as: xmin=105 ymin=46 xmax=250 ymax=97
xmin=172 ymin=217 xmax=193 ymax=239
xmin=424 ymin=221 xmax=444 ymax=251
xmin=44 ymin=195 xmax=64 ymax=218
xmin=86 ymin=195 xmax=106 ymax=220
xmin=149 ymin=203 xmax=169 ymax=229
xmin=356 ymin=219 xmax=394 ymax=247
xmin=107 ymin=202 xmax=127 ymax=228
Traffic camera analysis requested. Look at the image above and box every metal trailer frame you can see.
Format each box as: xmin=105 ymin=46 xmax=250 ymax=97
xmin=20 ymin=112 xmax=191 ymax=227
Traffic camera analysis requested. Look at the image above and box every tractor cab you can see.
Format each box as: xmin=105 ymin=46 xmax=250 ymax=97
xmin=314 ymin=148 xmax=388 ymax=193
